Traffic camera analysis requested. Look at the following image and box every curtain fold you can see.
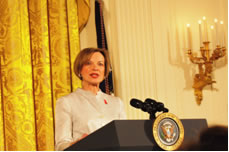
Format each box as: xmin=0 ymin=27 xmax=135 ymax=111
xmin=0 ymin=0 xmax=90 ymax=150
xmin=1 ymin=0 xmax=36 ymax=150
xmin=29 ymin=0 xmax=54 ymax=150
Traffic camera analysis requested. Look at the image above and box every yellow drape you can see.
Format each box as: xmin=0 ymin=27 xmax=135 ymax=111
xmin=0 ymin=0 xmax=90 ymax=150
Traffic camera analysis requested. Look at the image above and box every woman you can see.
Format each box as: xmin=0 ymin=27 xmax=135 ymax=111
xmin=55 ymin=48 xmax=126 ymax=150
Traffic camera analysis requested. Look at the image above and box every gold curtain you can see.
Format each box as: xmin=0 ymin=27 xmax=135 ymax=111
xmin=0 ymin=0 xmax=90 ymax=150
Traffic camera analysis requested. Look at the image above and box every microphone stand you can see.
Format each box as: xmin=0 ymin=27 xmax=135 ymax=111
xmin=148 ymin=108 xmax=169 ymax=120
xmin=149 ymin=111 xmax=157 ymax=120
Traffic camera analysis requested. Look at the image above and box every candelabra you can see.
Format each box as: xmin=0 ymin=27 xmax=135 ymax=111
xmin=187 ymin=42 xmax=226 ymax=105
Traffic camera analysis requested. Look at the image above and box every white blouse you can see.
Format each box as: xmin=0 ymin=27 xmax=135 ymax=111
xmin=55 ymin=88 xmax=127 ymax=151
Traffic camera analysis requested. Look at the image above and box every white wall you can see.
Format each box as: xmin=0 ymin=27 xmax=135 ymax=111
xmin=81 ymin=0 xmax=228 ymax=126
xmin=80 ymin=0 xmax=97 ymax=49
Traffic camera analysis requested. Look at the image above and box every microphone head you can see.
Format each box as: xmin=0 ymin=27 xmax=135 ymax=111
xmin=144 ymin=98 xmax=157 ymax=111
xmin=156 ymin=102 xmax=165 ymax=111
xmin=145 ymin=98 xmax=169 ymax=113
xmin=142 ymin=102 xmax=151 ymax=112
xmin=130 ymin=98 xmax=143 ymax=109
xmin=145 ymin=98 xmax=157 ymax=104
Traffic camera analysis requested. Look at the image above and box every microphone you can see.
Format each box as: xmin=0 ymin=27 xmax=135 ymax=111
xmin=163 ymin=108 xmax=169 ymax=112
xmin=130 ymin=98 xmax=143 ymax=109
xmin=130 ymin=98 xmax=169 ymax=120
xmin=156 ymin=102 xmax=164 ymax=112
xmin=130 ymin=98 xmax=152 ymax=112
xmin=144 ymin=98 xmax=157 ymax=112
xmin=145 ymin=98 xmax=169 ymax=112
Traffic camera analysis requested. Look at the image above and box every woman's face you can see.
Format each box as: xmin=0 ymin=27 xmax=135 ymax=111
xmin=81 ymin=52 xmax=105 ymax=86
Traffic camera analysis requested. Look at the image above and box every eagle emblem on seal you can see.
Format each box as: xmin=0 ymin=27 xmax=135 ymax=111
xmin=160 ymin=121 xmax=176 ymax=143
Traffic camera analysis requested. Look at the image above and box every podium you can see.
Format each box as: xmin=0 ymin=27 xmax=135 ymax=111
xmin=65 ymin=119 xmax=208 ymax=151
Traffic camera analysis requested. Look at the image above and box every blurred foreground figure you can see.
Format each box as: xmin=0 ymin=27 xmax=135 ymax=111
xmin=180 ymin=125 xmax=228 ymax=151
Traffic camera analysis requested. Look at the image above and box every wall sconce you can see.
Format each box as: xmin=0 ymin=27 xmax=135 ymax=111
xmin=187 ymin=17 xmax=227 ymax=105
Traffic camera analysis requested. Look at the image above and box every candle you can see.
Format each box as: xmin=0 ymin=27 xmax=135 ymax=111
xmin=187 ymin=24 xmax=191 ymax=49
xmin=210 ymin=25 xmax=215 ymax=48
xmin=220 ymin=21 xmax=224 ymax=46
xmin=198 ymin=20 xmax=203 ymax=46
xmin=214 ymin=18 xmax=219 ymax=46
xmin=203 ymin=16 xmax=208 ymax=41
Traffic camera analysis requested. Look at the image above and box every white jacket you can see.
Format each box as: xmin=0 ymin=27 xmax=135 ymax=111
xmin=55 ymin=88 xmax=127 ymax=150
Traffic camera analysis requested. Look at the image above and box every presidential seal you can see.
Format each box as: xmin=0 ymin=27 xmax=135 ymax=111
xmin=153 ymin=113 xmax=184 ymax=151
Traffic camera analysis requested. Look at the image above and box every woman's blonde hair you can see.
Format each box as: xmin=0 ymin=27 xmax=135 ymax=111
xmin=74 ymin=48 xmax=110 ymax=80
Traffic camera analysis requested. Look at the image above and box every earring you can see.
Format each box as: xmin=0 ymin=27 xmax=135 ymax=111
xmin=79 ymin=74 xmax=82 ymax=79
